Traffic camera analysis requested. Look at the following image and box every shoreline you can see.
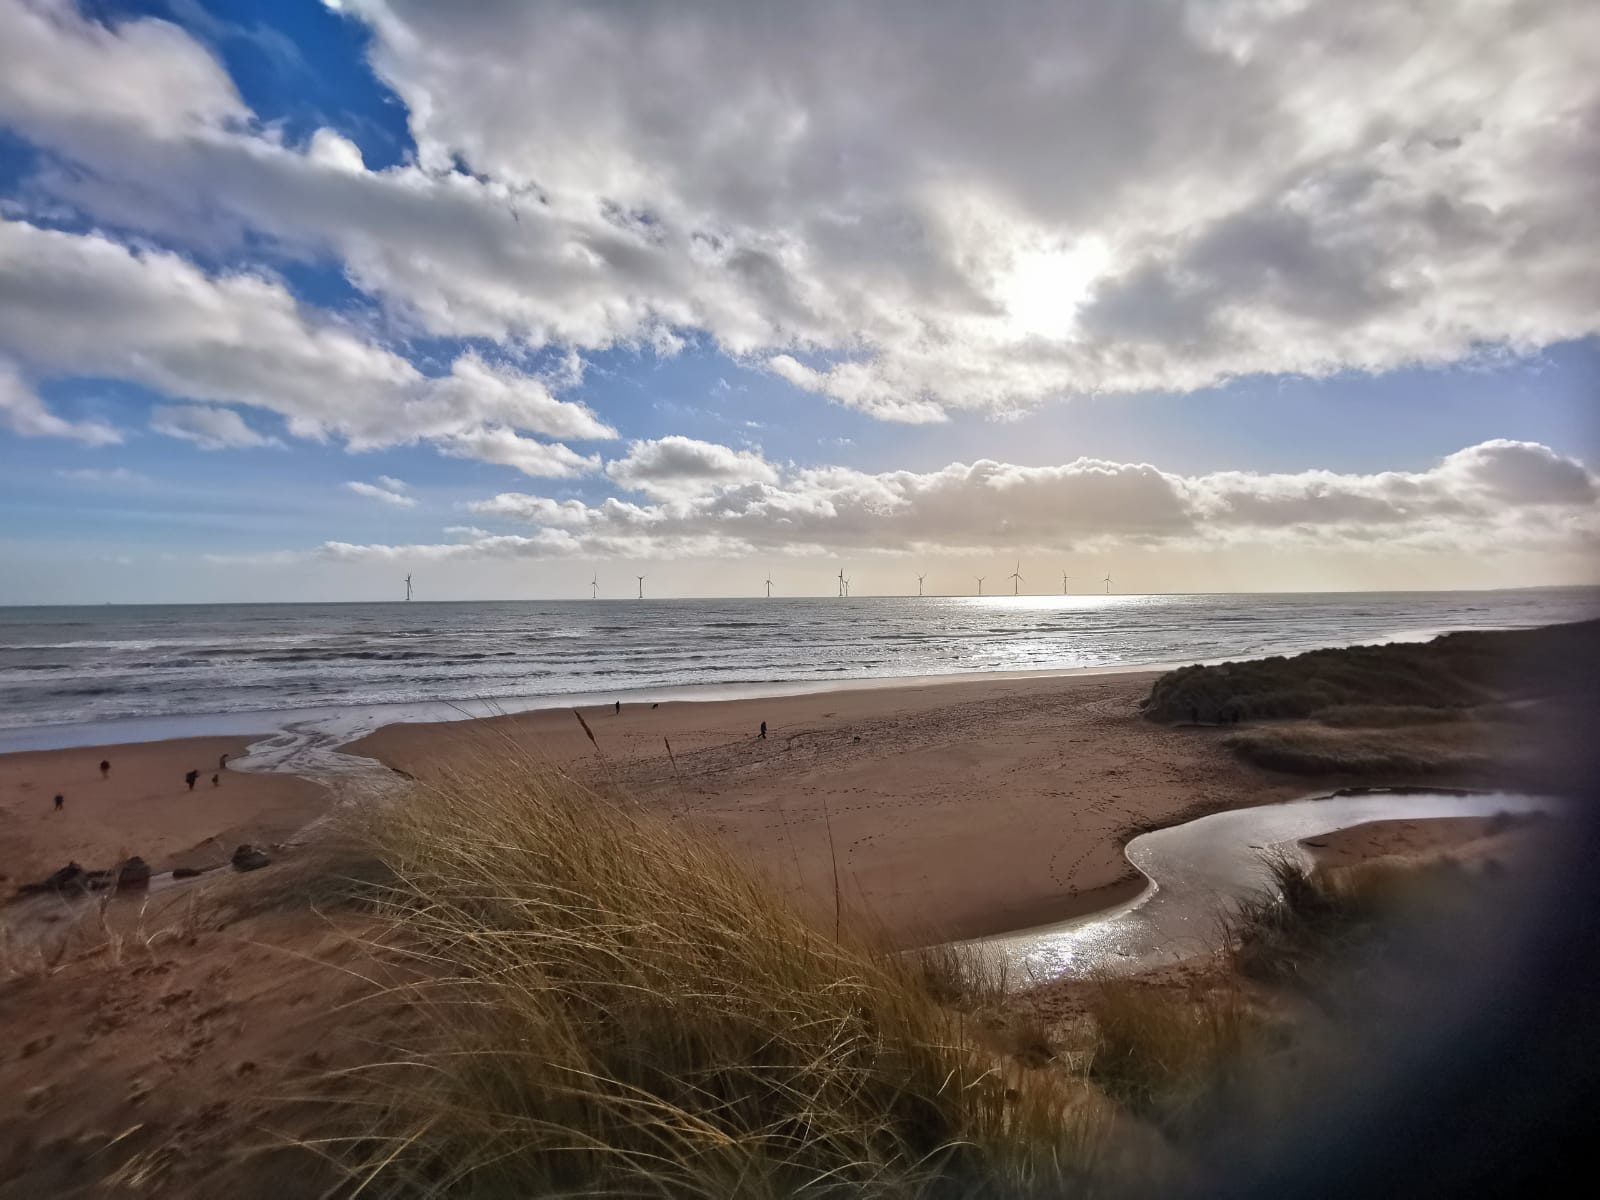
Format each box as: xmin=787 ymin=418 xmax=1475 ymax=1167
xmin=0 ymin=660 xmax=1174 ymax=756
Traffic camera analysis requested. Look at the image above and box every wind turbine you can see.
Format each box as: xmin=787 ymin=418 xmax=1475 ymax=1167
xmin=837 ymin=567 xmax=846 ymax=598
xmin=975 ymin=576 xmax=985 ymax=596
xmin=843 ymin=577 xmax=851 ymax=597
xmin=590 ymin=573 xmax=598 ymax=599
xmin=916 ymin=573 xmax=926 ymax=597
xmin=636 ymin=575 xmax=646 ymax=599
xmin=764 ymin=572 xmax=773 ymax=598
xmin=1061 ymin=571 xmax=1070 ymax=595
xmin=1009 ymin=560 xmax=1024 ymax=596
xmin=1104 ymin=573 xmax=1112 ymax=595
xmin=404 ymin=574 xmax=412 ymax=602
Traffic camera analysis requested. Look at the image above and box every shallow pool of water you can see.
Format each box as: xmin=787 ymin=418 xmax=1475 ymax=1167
xmin=970 ymin=789 xmax=1564 ymax=986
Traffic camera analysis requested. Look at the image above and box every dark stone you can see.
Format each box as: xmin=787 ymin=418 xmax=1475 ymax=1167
xmin=17 ymin=862 xmax=89 ymax=895
xmin=115 ymin=856 xmax=151 ymax=891
xmin=230 ymin=844 xmax=271 ymax=872
xmin=172 ymin=866 xmax=204 ymax=879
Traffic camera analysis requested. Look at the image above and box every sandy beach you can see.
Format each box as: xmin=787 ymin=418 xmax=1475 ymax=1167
xmin=0 ymin=735 xmax=328 ymax=885
xmin=8 ymin=663 xmax=1563 ymax=943
xmin=1 ymin=669 xmax=1314 ymax=937
xmin=345 ymin=670 xmax=1323 ymax=944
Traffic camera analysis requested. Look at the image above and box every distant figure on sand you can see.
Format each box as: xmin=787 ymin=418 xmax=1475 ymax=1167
xmin=185 ymin=769 xmax=199 ymax=791
xmin=759 ymin=721 xmax=767 ymax=740
xmin=211 ymin=773 xmax=220 ymax=787
xmin=614 ymin=700 xmax=621 ymax=715
xmin=99 ymin=759 xmax=110 ymax=779
xmin=53 ymin=793 xmax=63 ymax=811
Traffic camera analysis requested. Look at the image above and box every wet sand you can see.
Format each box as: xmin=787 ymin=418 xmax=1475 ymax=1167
xmin=0 ymin=736 xmax=328 ymax=884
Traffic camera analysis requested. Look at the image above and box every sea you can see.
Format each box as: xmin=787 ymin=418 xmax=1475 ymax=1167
xmin=0 ymin=588 xmax=1595 ymax=754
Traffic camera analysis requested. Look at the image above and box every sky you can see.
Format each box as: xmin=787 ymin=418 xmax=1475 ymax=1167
xmin=0 ymin=0 xmax=1596 ymax=604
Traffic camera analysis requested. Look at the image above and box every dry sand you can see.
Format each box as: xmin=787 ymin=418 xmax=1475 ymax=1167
xmin=346 ymin=670 xmax=1320 ymax=944
xmin=0 ymin=736 xmax=328 ymax=885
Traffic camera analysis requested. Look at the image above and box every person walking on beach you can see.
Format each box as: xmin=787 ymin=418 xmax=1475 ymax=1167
xmin=211 ymin=773 xmax=220 ymax=787
xmin=53 ymin=793 xmax=63 ymax=812
xmin=184 ymin=769 xmax=199 ymax=791
xmin=99 ymin=759 xmax=110 ymax=779
xmin=759 ymin=721 xmax=767 ymax=740
xmin=614 ymin=700 xmax=621 ymax=715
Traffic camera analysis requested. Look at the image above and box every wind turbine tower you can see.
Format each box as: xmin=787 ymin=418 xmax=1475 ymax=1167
xmin=404 ymin=574 xmax=412 ymax=602
xmin=636 ymin=575 xmax=646 ymax=599
xmin=1061 ymin=571 xmax=1069 ymax=595
xmin=1104 ymin=573 xmax=1113 ymax=595
xmin=1009 ymin=560 xmax=1024 ymax=596
xmin=837 ymin=567 xmax=846 ymax=598
xmin=975 ymin=576 xmax=985 ymax=596
xmin=917 ymin=573 xmax=926 ymax=597
xmin=590 ymin=573 xmax=598 ymax=599
xmin=765 ymin=572 xmax=773 ymax=598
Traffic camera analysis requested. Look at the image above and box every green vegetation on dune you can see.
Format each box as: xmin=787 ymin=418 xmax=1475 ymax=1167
xmin=1140 ymin=619 xmax=1599 ymax=725
xmin=1140 ymin=620 xmax=1598 ymax=781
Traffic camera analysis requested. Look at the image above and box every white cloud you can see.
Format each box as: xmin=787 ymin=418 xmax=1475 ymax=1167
xmin=304 ymin=440 xmax=1599 ymax=564
xmin=0 ymin=0 xmax=245 ymax=147
xmin=151 ymin=403 xmax=278 ymax=449
xmin=346 ymin=478 xmax=416 ymax=506
xmin=0 ymin=357 xmax=120 ymax=444
xmin=435 ymin=425 xmax=601 ymax=479
xmin=0 ymin=216 xmax=614 ymax=464
xmin=1 ymin=0 xmax=1593 ymax=423
xmin=376 ymin=474 xmax=408 ymax=493
xmin=604 ymin=436 xmax=779 ymax=500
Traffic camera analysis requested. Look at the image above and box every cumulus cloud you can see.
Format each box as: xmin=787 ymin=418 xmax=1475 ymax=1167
xmin=1 ymin=0 xmax=1594 ymax=423
xmin=151 ymin=403 xmax=278 ymax=450
xmin=346 ymin=478 xmax=415 ymax=506
xmin=297 ymin=440 xmax=1600 ymax=564
xmin=435 ymin=426 xmax=601 ymax=478
xmin=0 ymin=216 xmax=613 ymax=464
xmin=0 ymin=357 xmax=119 ymax=444
xmin=605 ymin=436 xmax=780 ymax=500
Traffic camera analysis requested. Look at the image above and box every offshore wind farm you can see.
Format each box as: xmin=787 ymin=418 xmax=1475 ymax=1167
xmin=3 ymin=587 xmax=1593 ymax=740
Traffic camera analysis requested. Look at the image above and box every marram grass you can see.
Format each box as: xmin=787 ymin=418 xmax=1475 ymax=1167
xmin=330 ymin=758 xmax=1112 ymax=1198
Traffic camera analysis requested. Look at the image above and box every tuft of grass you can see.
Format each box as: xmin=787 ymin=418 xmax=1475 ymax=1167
xmin=1224 ymin=852 xmax=1480 ymax=989
xmin=1086 ymin=977 xmax=1260 ymax=1136
xmin=325 ymin=760 xmax=1109 ymax=1198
